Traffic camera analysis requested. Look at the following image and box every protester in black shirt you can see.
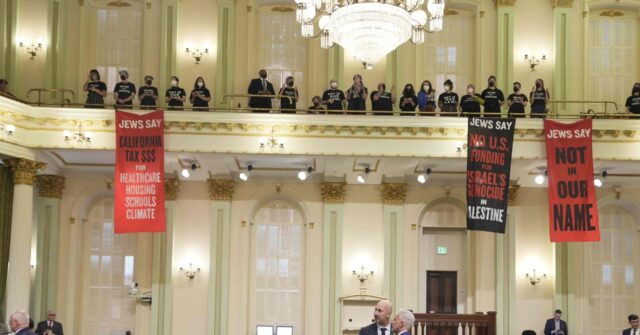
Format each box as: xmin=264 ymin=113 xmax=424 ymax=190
xmin=83 ymin=69 xmax=107 ymax=108
xmin=322 ymin=79 xmax=346 ymax=113
xmin=530 ymin=78 xmax=550 ymax=118
xmin=399 ymin=83 xmax=418 ymax=115
xmin=460 ymin=84 xmax=483 ymax=116
xmin=308 ymin=96 xmax=325 ymax=114
xmin=278 ymin=76 xmax=298 ymax=113
xmin=481 ymin=75 xmax=505 ymax=116
xmin=189 ymin=76 xmax=211 ymax=111
xmin=345 ymin=74 xmax=368 ymax=114
xmin=438 ymin=79 xmax=458 ymax=115
xmin=625 ymin=85 xmax=640 ymax=114
xmin=138 ymin=75 xmax=158 ymax=109
xmin=165 ymin=76 xmax=186 ymax=110
xmin=507 ymin=82 xmax=528 ymax=117
xmin=113 ymin=69 xmax=136 ymax=108
xmin=371 ymin=83 xmax=395 ymax=115
xmin=417 ymin=80 xmax=436 ymax=115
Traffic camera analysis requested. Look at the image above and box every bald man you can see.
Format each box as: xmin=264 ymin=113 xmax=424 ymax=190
xmin=359 ymin=300 xmax=393 ymax=335
xmin=9 ymin=311 xmax=36 ymax=335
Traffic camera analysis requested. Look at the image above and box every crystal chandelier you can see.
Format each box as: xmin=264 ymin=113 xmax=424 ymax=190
xmin=296 ymin=0 xmax=445 ymax=68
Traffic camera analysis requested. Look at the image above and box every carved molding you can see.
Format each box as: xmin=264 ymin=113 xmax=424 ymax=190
xmin=508 ymin=184 xmax=520 ymax=206
xmin=321 ymin=182 xmax=347 ymax=203
xmin=444 ymin=8 xmax=459 ymax=15
xmin=381 ymin=183 xmax=407 ymax=205
xmin=207 ymin=179 xmax=235 ymax=201
xmin=164 ymin=178 xmax=180 ymax=201
xmin=271 ymin=5 xmax=294 ymax=12
xmin=5 ymin=159 xmax=47 ymax=186
xmin=600 ymin=9 xmax=623 ymax=17
xmin=551 ymin=0 xmax=573 ymax=8
xmin=495 ymin=0 xmax=516 ymax=7
xmin=36 ymin=175 xmax=66 ymax=198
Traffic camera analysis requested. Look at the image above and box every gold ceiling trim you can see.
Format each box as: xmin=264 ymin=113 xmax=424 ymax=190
xmin=234 ymin=157 xmax=317 ymax=171
xmin=600 ymin=9 xmax=624 ymax=17
xmin=550 ymin=0 xmax=573 ymax=8
xmin=107 ymin=0 xmax=132 ymax=7
xmin=271 ymin=5 xmax=295 ymax=12
xmin=444 ymin=8 xmax=459 ymax=16
xmin=50 ymin=151 xmax=115 ymax=167
xmin=495 ymin=0 xmax=516 ymax=7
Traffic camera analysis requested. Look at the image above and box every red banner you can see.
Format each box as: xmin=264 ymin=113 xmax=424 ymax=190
xmin=114 ymin=110 xmax=165 ymax=233
xmin=544 ymin=119 xmax=600 ymax=242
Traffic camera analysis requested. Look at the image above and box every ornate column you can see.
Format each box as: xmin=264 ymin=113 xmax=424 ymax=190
xmin=4 ymin=158 xmax=45 ymax=322
xmin=496 ymin=0 xmax=515 ymax=109
xmin=380 ymin=183 xmax=406 ymax=307
xmin=33 ymin=175 xmax=65 ymax=322
xmin=320 ymin=182 xmax=346 ymax=335
xmin=151 ymin=178 xmax=179 ymax=335
xmin=207 ymin=179 xmax=234 ymax=335
xmin=215 ymin=0 xmax=236 ymax=109
xmin=552 ymin=0 xmax=574 ymax=115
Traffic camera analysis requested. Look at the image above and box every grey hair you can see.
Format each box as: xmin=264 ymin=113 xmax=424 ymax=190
xmin=10 ymin=311 xmax=29 ymax=326
xmin=397 ymin=309 xmax=415 ymax=329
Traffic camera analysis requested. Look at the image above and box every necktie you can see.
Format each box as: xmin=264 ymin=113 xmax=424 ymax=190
xmin=262 ymin=79 xmax=266 ymax=91
xmin=380 ymin=327 xmax=386 ymax=335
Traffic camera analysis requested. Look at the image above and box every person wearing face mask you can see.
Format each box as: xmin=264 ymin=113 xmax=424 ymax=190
xmin=460 ymin=84 xmax=484 ymax=116
xmin=138 ymin=75 xmax=158 ymax=109
xmin=345 ymin=74 xmax=368 ymax=114
xmin=190 ymin=76 xmax=211 ymax=111
xmin=83 ymin=69 xmax=107 ymax=108
xmin=417 ymin=80 xmax=436 ymax=115
xmin=113 ymin=69 xmax=136 ymax=108
xmin=399 ymin=83 xmax=418 ymax=115
xmin=530 ymin=79 xmax=550 ymax=118
xmin=308 ymin=96 xmax=325 ymax=114
xmin=322 ymin=79 xmax=346 ymax=114
xmin=278 ymin=76 xmax=298 ymax=113
xmin=625 ymin=85 xmax=640 ymax=115
xmin=248 ymin=69 xmax=275 ymax=112
xmin=481 ymin=75 xmax=505 ymax=116
xmin=507 ymin=82 xmax=528 ymax=117
xmin=165 ymin=76 xmax=186 ymax=110
xmin=371 ymin=83 xmax=395 ymax=115
xmin=438 ymin=79 xmax=458 ymax=115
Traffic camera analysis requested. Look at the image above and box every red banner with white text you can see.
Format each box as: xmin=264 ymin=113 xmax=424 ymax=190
xmin=114 ymin=110 xmax=165 ymax=233
xmin=544 ymin=119 xmax=600 ymax=242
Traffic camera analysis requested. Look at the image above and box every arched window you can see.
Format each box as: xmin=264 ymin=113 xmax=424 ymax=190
xmin=253 ymin=199 xmax=305 ymax=332
xmin=421 ymin=202 xmax=466 ymax=228
xmin=82 ymin=198 xmax=138 ymax=335
xmin=587 ymin=205 xmax=639 ymax=335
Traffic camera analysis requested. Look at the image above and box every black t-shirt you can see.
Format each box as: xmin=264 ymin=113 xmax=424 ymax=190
xmin=531 ymin=89 xmax=548 ymax=106
xmin=438 ymin=92 xmax=459 ymax=112
xmin=86 ymin=81 xmax=107 ymax=103
xmin=280 ymin=87 xmax=297 ymax=110
xmin=371 ymin=91 xmax=393 ymax=111
xmin=399 ymin=94 xmax=418 ymax=112
xmin=114 ymin=82 xmax=136 ymax=104
xmin=481 ymin=88 xmax=504 ymax=113
xmin=346 ymin=86 xmax=368 ymax=111
xmin=166 ymin=87 xmax=186 ymax=107
xmin=190 ymin=88 xmax=211 ymax=108
xmin=138 ymin=85 xmax=158 ymax=106
xmin=460 ymin=94 xmax=482 ymax=114
xmin=625 ymin=95 xmax=640 ymax=114
xmin=308 ymin=105 xmax=325 ymax=114
xmin=322 ymin=89 xmax=345 ymax=111
xmin=507 ymin=93 xmax=528 ymax=114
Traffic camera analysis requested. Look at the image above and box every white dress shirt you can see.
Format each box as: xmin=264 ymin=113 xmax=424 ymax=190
xmin=377 ymin=323 xmax=391 ymax=335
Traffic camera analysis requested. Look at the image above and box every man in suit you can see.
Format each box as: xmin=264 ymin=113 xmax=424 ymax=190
xmin=544 ymin=309 xmax=568 ymax=335
xmin=247 ymin=69 xmax=275 ymax=112
xmin=35 ymin=310 xmax=64 ymax=335
xmin=359 ymin=300 xmax=393 ymax=335
xmin=9 ymin=311 xmax=36 ymax=335
xmin=391 ymin=309 xmax=415 ymax=335
xmin=623 ymin=314 xmax=639 ymax=335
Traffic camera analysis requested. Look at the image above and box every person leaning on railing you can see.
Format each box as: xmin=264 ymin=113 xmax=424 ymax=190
xmin=626 ymin=85 xmax=640 ymax=115
xmin=83 ymin=69 xmax=107 ymax=108
xmin=530 ymin=78 xmax=550 ymax=118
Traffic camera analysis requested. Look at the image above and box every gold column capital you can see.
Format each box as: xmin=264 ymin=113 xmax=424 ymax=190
xmin=36 ymin=175 xmax=66 ymax=198
xmin=380 ymin=183 xmax=407 ymax=205
xmin=207 ymin=179 xmax=235 ymax=201
xmin=508 ymin=184 xmax=520 ymax=206
xmin=551 ymin=0 xmax=573 ymax=8
xmin=5 ymin=158 xmax=47 ymax=186
xmin=495 ymin=0 xmax=516 ymax=7
xmin=164 ymin=178 xmax=180 ymax=201
xmin=320 ymin=182 xmax=346 ymax=203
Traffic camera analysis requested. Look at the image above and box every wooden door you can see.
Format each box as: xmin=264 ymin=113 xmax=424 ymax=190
xmin=426 ymin=271 xmax=457 ymax=314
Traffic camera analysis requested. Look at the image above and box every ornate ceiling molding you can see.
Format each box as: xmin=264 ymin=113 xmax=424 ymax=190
xmin=380 ymin=183 xmax=407 ymax=205
xmin=36 ymin=175 xmax=66 ymax=198
xmin=600 ymin=9 xmax=624 ymax=17
xmin=551 ymin=0 xmax=573 ymax=8
xmin=321 ymin=182 xmax=347 ymax=203
xmin=207 ymin=179 xmax=235 ymax=201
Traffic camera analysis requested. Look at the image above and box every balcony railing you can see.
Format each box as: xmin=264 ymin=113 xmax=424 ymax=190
xmin=412 ymin=311 xmax=497 ymax=335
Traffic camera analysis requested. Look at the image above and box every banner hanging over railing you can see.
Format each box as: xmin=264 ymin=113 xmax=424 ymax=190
xmin=466 ymin=117 xmax=515 ymax=234
xmin=544 ymin=119 xmax=600 ymax=242
xmin=114 ymin=110 xmax=165 ymax=233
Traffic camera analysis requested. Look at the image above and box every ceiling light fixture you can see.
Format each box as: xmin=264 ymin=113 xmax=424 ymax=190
xmin=417 ymin=167 xmax=432 ymax=184
xmin=63 ymin=124 xmax=91 ymax=145
xmin=298 ymin=166 xmax=313 ymax=181
xmin=356 ymin=166 xmax=371 ymax=184
xmin=594 ymin=170 xmax=607 ymax=188
xmin=0 ymin=122 xmax=15 ymax=136
xmin=534 ymin=171 xmax=547 ymax=185
xmin=297 ymin=0 xmax=445 ymax=68
xmin=239 ymin=164 xmax=253 ymax=181
xmin=258 ymin=128 xmax=285 ymax=152
xmin=181 ymin=168 xmax=190 ymax=178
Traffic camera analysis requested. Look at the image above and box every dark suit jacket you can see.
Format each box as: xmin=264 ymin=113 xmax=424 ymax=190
xmin=16 ymin=328 xmax=37 ymax=335
xmin=35 ymin=321 xmax=63 ymax=335
xmin=359 ymin=323 xmax=378 ymax=335
xmin=544 ymin=319 xmax=567 ymax=335
xmin=247 ymin=78 xmax=275 ymax=110
xmin=623 ymin=328 xmax=639 ymax=335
